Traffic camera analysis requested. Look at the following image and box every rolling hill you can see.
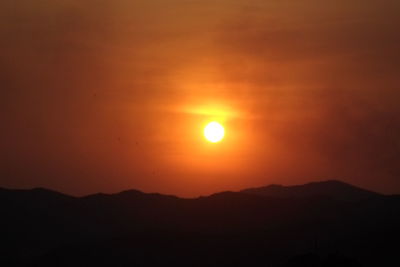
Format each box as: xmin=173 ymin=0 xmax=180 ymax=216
xmin=0 ymin=180 xmax=399 ymax=267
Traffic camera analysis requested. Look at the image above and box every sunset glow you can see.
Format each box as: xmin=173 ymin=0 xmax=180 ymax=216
xmin=1 ymin=1 xmax=399 ymax=265
xmin=1 ymin=0 xmax=399 ymax=197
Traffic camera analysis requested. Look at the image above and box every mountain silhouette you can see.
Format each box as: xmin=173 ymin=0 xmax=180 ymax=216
xmin=240 ymin=180 xmax=380 ymax=201
xmin=0 ymin=180 xmax=399 ymax=267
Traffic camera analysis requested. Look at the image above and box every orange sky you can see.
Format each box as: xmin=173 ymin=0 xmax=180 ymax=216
xmin=1 ymin=0 xmax=400 ymax=196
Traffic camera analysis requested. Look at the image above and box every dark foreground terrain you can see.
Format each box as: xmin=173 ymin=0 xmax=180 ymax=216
xmin=1 ymin=180 xmax=399 ymax=266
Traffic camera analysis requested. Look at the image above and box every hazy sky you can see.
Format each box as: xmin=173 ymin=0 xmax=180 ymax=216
xmin=1 ymin=0 xmax=399 ymax=196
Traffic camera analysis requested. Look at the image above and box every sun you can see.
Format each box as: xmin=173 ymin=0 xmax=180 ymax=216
xmin=204 ymin=122 xmax=225 ymax=143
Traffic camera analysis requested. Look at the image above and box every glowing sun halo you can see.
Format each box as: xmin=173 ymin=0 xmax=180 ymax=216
xmin=204 ymin=122 xmax=225 ymax=143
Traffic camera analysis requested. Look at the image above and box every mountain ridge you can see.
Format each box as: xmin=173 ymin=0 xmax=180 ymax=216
xmin=240 ymin=179 xmax=381 ymax=201
xmin=0 ymin=180 xmax=384 ymax=201
xmin=0 ymin=180 xmax=399 ymax=267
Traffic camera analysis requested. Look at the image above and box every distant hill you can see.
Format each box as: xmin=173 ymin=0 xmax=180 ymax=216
xmin=240 ymin=180 xmax=381 ymax=201
xmin=0 ymin=181 xmax=399 ymax=267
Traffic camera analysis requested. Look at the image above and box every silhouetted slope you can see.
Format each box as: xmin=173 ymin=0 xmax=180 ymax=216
xmin=0 ymin=181 xmax=399 ymax=267
xmin=240 ymin=180 xmax=381 ymax=201
xmin=0 ymin=187 xmax=75 ymax=204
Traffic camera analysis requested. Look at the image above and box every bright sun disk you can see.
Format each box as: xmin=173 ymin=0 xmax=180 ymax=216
xmin=204 ymin=122 xmax=225 ymax=143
